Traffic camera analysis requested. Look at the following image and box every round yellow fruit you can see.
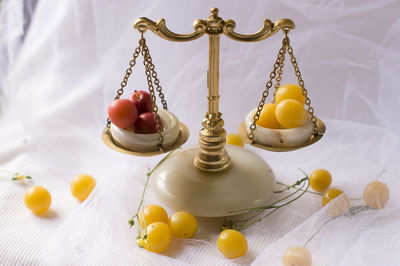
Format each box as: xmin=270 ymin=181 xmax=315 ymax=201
xmin=143 ymin=222 xmax=171 ymax=253
xmin=309 ymin=169 xmax=332 ymax=192
xmin=282 ymin=246 xmax=312 ymax=266
xmin=217 ymin=229 xmax=248 ymax=259
xmin=24 ymin=186 xmax=52 ymax=215
xmin=138 ymin=204 xmax=169 ymax=229
xmin=168 ymin=211 xmax=198 ymax=238
xmin=226 ymin=134 xmax=244 ymax=147
xmin=256 ymin=103 xmax=281 ymax=129
xmin=363 ymin=181 xmax=389 ymax=209
xmin=322 ymin=188 xmax=345 ymax=207
xmin=71 ymin=174 xmax=96 ymax=202
xmin=275 ymin=99 xmax=306 ymax=128
xmin=276 ymin=83 xmax=306 ymax=105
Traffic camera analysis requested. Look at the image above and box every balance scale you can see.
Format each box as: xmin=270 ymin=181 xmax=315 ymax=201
xmin=102 ymin=8 xmax=325 ymax=217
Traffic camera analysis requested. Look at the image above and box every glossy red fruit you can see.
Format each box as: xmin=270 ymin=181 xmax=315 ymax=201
xmin=134 ymin=112 xmax=163 ymax=134
xmin=108 ymin=99 xmax=137 ymax=129
xmin=129 ymin=90 xmax=153 ymax=115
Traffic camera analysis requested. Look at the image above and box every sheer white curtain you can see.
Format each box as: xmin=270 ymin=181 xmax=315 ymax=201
xmin=0 ymin=0 xmax=399 ymax=265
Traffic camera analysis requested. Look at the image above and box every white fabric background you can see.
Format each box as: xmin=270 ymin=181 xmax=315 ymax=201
xmin=1 ymin=0 xmax=400 ymax=265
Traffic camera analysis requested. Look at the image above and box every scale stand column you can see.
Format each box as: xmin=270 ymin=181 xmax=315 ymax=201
xmin=194 ymin=9 xmax=230 ymax=172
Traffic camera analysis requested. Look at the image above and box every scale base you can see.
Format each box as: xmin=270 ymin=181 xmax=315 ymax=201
xmin=150 ymin=145 xmax=275 ymax=217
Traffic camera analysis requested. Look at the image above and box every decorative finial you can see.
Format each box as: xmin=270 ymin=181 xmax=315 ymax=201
xmin=210 ymin=8 xmax=219 ymax=17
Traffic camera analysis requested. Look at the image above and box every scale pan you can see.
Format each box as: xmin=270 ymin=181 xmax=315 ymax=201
xmin=102 ymin=122 xmax=189 ymax=157
xmin=238 ymin=117 xmax=325 ymax=152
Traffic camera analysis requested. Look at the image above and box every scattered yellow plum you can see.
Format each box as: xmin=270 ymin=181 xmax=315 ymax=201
xmin=168 ymin=211 xmax=198 ymax=238
xmin=309 ymin=169 xmax=332 ymax=192
xmin=71 ymin=174 xmax=96 ymax=202
xmin=363 ymin=181 xmax=389 ymax=209
xmin=282 ymin=246 xmax=312 ymax=266
xmin=138 ymin=204 xmax=168 ymax=229
xmin=322 ymin=188 xmax=345 ymax=207
xmin=256 ymin=103 xmax=281 ymax=129
xmin=275 ymin=99 xmax=306 ymax=129
xmin=226 ymin=134 xmax=244 ymax=147
xmin=24 ymin=186 xmax=52 ymax=215
xmin=139 ymin=222 xmax=171 ymax=253
xmin=217 ymin=229 xmax=248 ymax=259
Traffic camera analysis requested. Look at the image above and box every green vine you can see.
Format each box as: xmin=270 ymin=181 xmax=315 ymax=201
xmin=223 ymin=170 xmax=311 ymax=231
xmin=0 ymin=170 xmax=32 ymax=181
xmin=303 ymin=205 xmax=372 ymax=248
xmin=128 ymin=149 xmax=178 ymax=228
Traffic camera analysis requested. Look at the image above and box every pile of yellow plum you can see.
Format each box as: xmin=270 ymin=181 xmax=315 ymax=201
xmin=135 ymin=204 xmax=198 ymax=253
xmin=257 ymin=83 xmax=307 ymax=129
xmin=135 ymin=204 xmax=248 ymax=259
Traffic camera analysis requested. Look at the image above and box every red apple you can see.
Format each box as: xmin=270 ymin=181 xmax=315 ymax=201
xmin=129 ymin=90 xmax=153 ymax=115
xmin=108 ymin=99 xmax=137 ymax=129
xmin=134 ymin=112 xmax=164 ymax=134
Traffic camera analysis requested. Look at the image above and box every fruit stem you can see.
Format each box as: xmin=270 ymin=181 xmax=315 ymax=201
xmin=349 ymin=197 xmax=363 ymax=201
xmin=303 ymin=218 xmax=334 ymax=248
xmin=128 ymin=149 xmax=179 ymax=228
xmin=0 ymin=171 xmax=32 ymax=181
xmin=275 ymin=169 xmax=322 ymax=196
xmin=275 ymin=181 xmax=322 ymax=196
xmin=375 ymin=169 xmax=386 ymax=181
xmin=303 ymin=205 xmax=372 ymax=248
xmin=227 ymin=172 xmax=310 ymax=231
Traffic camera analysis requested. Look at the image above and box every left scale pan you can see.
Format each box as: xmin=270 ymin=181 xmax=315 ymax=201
xmin=102 ymin=110 xmax=189 ymax=157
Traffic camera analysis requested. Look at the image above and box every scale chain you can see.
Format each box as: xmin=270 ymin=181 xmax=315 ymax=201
xmin=141 ymin=41 xmax=168 ymax=110
xmin=141 ymin=36 xmax=165 ymax=150
xmin=104 ymin=32 xmax=166 ymax=151
xmin=285 ymin=35 xmax=318 ymax=135
xmin=273 ymin=40 xmax=286 ymax=102
xmin=105 ymin=44 xmax=142 ymax=133
xmin=248 ymin=41 xmax=286 ymax=142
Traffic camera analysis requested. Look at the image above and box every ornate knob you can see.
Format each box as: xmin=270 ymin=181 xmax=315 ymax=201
xmin=207 ymin=7 xmax=224 ymax=35
xmin=210 ymin=7 xmax=219 ymax=17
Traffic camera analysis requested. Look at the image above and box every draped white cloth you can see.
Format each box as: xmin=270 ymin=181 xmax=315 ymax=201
xmin=1 ymin=0 xmax=399 ymax=265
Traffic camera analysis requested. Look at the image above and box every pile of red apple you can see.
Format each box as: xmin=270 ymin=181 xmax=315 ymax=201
xmin=108 ymin=90 xmax=163 ymax=134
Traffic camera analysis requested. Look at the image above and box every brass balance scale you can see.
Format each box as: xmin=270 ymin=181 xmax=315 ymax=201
xmin=102 ymin=8 xmax=325 ymax=217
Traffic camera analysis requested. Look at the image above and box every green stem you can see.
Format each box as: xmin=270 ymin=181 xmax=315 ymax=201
xmin=1 ymin=172 xmax=32 ymax=181
xmin=349 ymin=197 xmax=363 ymax=201
xmin=232 ymin=176 xmax=310 ymax=231
xmin=236 ymin=207 xmax=281 ymax=231
xmin=275 ymin=181 xmax=322 ymax=196
xmin=231 ymin=177 xmax=309 ymax=215
xmin=303 ymin=218 xmax=335 ymax=248
xmin=375 ymin=169 xmax=386 ymax=181
xmin=128 ymin=149 xmax=178 ymax=227
xmin=231 ymin=209 xmax=264 ymax=224
xmin=304 ymin=205 xmax=372 ymax=248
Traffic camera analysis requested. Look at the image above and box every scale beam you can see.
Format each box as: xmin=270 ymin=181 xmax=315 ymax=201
xmin=133 ymin=11 xmax=294 ymax=43
xmin=134 ymin=17 xmax=207 ymax=42
xmin=224 ymin=19 xmax=295 ymax=42
xmin=133 ymin=8 xmax=295 ymax=172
